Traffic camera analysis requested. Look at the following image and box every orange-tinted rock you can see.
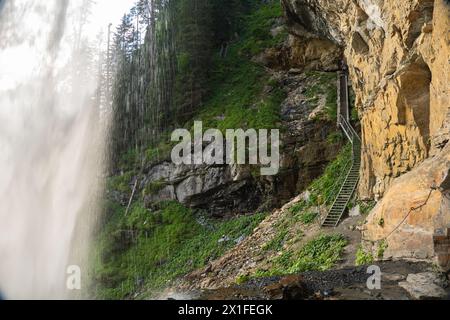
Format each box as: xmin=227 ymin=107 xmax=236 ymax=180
xmin=283 ymin=0 xmax=449 ymax=260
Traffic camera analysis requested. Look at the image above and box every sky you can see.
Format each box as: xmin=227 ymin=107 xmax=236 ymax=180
xmin=0 ymin=0 xmax=136 ymax=91
xmin=87 ymin=0 xmax=137 ymax=37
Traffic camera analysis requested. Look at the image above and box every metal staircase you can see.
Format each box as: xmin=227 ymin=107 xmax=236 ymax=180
xmin=321 ymin=69 xmax=361 ymax=228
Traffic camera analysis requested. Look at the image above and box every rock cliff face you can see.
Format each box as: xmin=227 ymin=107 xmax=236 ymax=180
xmin=138 ymin=71 xmax=342 ymax=216
xmin=282 ymin=0 xmax=449 ymax=262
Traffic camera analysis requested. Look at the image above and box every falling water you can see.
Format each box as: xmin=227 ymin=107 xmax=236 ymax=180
xmin=0 ymin=0 xmax=112 ymax=299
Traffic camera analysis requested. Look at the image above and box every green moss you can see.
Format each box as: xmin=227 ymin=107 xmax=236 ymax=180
xmin=107 ymin=171 xmax=134 ymax=194
xmin=93 ymin=201 xmax=266 ymax=299
xmin=142 ymin=180 xmax=167 ymax=197
xmin=355 ymin=246 xmax=374 ymax=266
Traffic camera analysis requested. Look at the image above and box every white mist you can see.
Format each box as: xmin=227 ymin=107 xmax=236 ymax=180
xmin=0 ymin=0 xmax=132 ymax=299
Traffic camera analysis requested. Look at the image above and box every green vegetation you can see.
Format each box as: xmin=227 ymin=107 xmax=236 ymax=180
xmin=144 ymin=138 xmax=176 ymax=165
xmin=255 ymin=234 xmax=348 ymax=278
xmin=327 ymin=131 xmax=344 ymax=144
xmin=262 ymin=144 xmax=352 ymax=261
xmin=107 ymin=171 xmax=134 ymax=194
xmin=112 ymin=1 xmax=287 ymax=172
xmin=360 ymin=200 xmax=377 ymax=215
xmin=142 ymin=180 xmax=167 ymax=197
xmin=355 ymin=246 xmax=374 ymax=266
xmin=304 ymin=71 xmax=339 ymax=121
xmin=235 ymin=274 xmax=251 ymax=285
xmin=195 ymin=1 xmax=286 ymax=132
xmin=93 ymin=201 xmax=266 ymax=299
xmin=262 ymin=230 xmax=289 ymax=252
xmin=99 ymin=0 xmax=355 ymax=298
xmin=287 ymin=234 xmax=347 ymax=273
xmin=308 ymin=144 xmax=352 ymax=207
xmin=377 ymin=240 xmax=388 ymax=259
xmin=239 ymin=1 xmax=287 ymax=56
xmin=296 ymin=211 xmax=319 ymax=225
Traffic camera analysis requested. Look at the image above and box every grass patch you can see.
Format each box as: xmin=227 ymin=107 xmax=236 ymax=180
xmin=254 ymin=234 xmax=347 ymax=278
xmin=235 ymin=274 xmax=251 ymax=285
xmin=296 ymin=211 xmax=319 ymax=225
xmin=259 ymin=144 xmax=352 ymax=266
xmin=93 ymin=201 xmax=266 ymax=299
xmin=192 ymin=1 xmax=286 ymax=133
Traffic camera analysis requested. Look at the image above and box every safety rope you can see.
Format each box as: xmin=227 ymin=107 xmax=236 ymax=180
xmin=364 ymin=187 xmax=437 ymax=243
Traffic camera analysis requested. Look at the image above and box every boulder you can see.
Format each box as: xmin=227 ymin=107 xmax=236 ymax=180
xmin=399 ymin=272 xmax=449 ymax=300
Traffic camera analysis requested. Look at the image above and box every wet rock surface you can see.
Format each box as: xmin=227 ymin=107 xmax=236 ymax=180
xmin=164 ymin=261 xmax=449 ymax=300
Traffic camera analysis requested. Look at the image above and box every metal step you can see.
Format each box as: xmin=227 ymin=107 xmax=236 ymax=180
xmin=321 ymin=98 xmax=361 ymax=228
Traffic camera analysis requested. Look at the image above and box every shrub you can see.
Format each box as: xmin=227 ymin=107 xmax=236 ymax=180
xmin=93 ymin=202 xmax=266 ymax=299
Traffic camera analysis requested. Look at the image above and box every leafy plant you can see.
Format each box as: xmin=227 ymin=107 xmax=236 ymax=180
xmin=377 ymin=240 xmax=388 ymax=259
xmin=286 ymin=234 xmax=348 ymax=273
xmin=262 ymin=234 xmax=348 ymax=276
xmin=262 ymin=230 xmax=289 ymax=252
xmin=93 ymin=201 xmax=266 ymax=299
xmin=355 ymin=246 xmax=374 ymax=266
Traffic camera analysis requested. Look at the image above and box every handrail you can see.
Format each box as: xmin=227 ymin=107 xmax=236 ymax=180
xmin=321 ymin=66 xmax=362 ymax=228
xmin=339 ymin=114 xmax=361 ymax=144
xmin=323 ymin=158 xmax=352 ymax=206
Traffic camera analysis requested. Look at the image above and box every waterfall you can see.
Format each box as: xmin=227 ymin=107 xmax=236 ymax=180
xmin=0 ymin=0 xmax=119 ymax=299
